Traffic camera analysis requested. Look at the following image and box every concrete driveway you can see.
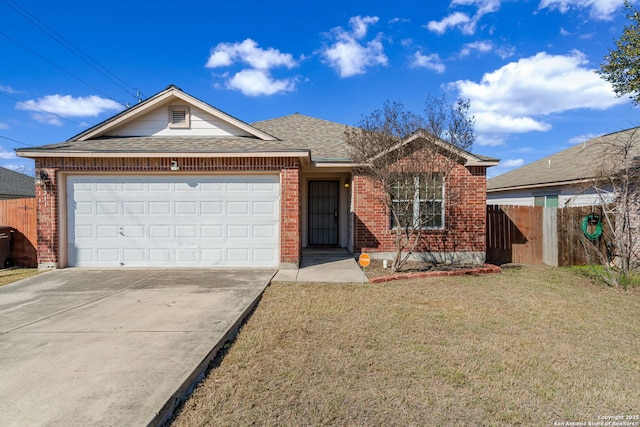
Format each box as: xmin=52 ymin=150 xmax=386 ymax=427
xmin=0 ymin=268 xmax=274 ymax=427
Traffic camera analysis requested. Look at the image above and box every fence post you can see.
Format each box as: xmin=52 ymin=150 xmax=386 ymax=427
xmin=543 ymin=207 xmax=558 ymax=266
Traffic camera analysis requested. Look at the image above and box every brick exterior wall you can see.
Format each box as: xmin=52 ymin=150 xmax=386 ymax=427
xmin=352 ymin=159 xmax=488 ymax=261
xmin=280 ymin=166 xmax=301 ymax=266
xmin=34 ymin=157 xmax=301 ymax=268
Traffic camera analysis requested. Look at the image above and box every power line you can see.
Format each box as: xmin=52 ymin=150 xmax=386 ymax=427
xmin=0 ymin=0 xmax=145 ymax=103
xmin=0 ymin=91 xmax=89 ymax=128
xmin=0 ymin=30 xmax=126 ymax=106
xmin=0 ymin=135 xmax=35 ymax=147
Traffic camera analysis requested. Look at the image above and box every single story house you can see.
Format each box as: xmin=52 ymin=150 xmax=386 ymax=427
xmin=487 ymin=127 xmax=640 ymax=207
xmin=17 ymin=85 xmax=498 ymax=270
xmin=0 ymin=167 xmax=35 ymax=199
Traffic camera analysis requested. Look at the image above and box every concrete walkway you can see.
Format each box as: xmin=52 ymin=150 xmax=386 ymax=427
xmin=0 ymin=268 xmax=274 ymax=427
xmin=273 ymin=249 xmax=367 ymax=283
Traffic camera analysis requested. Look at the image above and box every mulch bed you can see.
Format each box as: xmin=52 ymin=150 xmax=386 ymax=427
xmin=364 ymin=259 xmax=501 ymax=283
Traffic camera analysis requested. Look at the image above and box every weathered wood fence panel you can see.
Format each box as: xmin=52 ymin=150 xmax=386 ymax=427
xmin=0 ymin=198 xmax=37 ymax=267
xmin=486 ymin=205 xmax=543 ymax=265
xmin=557 ymin=205 xmax=612 ymax=267
xmin=487 ymin=205 xmax=612 ymax=267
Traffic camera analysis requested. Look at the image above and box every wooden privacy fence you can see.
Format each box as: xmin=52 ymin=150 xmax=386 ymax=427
xmin=0 ymin=198 xmax=37 ymax=268
xmin=486 ymin=205 xmax=612 ymax=267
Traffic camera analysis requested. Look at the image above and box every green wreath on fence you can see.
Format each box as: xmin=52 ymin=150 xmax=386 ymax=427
xmin=581 ymin=213 xmax=603 ymax=240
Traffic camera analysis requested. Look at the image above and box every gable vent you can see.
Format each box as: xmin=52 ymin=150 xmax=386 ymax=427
xmin=168 ymin=105 xmax=190 ymax=129
xmin=172 ymin=110 xmax=186 ymax=123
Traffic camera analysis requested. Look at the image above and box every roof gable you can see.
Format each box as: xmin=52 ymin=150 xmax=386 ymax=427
xmin=69 ymin=85 xmax=276 ymax=142
xmin=401 ymin=130 xmax=499 ymax=167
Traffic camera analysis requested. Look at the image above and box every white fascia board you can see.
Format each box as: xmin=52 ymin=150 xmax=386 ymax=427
xmin=465 ymin=159 xmax=499 ymax=167
xmin=312 ymin=161 xmax=355 ymax=167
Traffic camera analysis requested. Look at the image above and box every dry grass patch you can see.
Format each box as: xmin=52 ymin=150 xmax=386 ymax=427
xmin=172 ymin=265 xmax=640 ymax=426
xmin=0 ymin=268 xmax=39 ymax=286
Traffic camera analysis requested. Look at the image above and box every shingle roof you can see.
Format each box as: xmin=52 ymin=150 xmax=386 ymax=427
xmin=0 ymin=167 xmax=35 ymax=198
xmin=487 ymin=126 xmax=640 ymax=191
xmin=252 ymin=113 xmax=352 ymax=161
xmin=25 ymin=136 xmax=306 ymax=154
xmin=16 ymin=101 xmax=496 ymax=166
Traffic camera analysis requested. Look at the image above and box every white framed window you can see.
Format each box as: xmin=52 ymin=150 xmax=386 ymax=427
xmin=390 ymin=173 xmax=444 ymax=229
xmin=168 ymin=105 xmax=190 ymax=129
xmin=533 ymin=194 xmax=558 ymax=207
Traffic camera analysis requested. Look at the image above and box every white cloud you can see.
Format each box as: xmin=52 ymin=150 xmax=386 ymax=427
xmin=452 ymin=0 xmax=502 ymax=14
xmin=426 ymin=12 xmax=472 ymax=35
xmin=411 ymin=52 xmax=446 ymax=73
xmin=459 ymin=40 xmax=514 ymax=59
xmin=0 ymin=147 xmax=16 ymax=160
xmin=0 ymin=122 xmax=8 ymax=130
xmin=320 ymin=16 xmax=388 ymax=78
xmin=206 ymin=39 xmax=297 ymax=70
xmin=0 ymin=85 xmax=19 ymax=94
xmin=460 ymin=40 xmax=494 ymax=57
xmin=205 ymin=39 xmax=299 ymax=96
xmin=16 ymin=94 xmax=123 ymax=124
xmin=499 ymin=158 xmax=525 ymax=168
xmin=350 ymin=16 xmax=379 ymax=39
xmin=427 ymin=0 xmax=502 ymax=35
xmin=226 ymin=69 xmax=296 ymax=96
xmin=389 ymin=17 xmax=410 ymax=24
xmin=488 ymin=157 xmax=525 ymax=177
xmin=538 ymin=0 xmax=624 ymax=20
xmin=450 ymin=50 xmax=626 ymax=136
xmin=473 ymin=111 xmax=552 ymax=135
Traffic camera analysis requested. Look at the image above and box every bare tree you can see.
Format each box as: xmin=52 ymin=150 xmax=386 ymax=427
xmin=580 ymin=128 xmax=640 ymax=288
xmin=345 ymin=96 xmax=475 ymax=271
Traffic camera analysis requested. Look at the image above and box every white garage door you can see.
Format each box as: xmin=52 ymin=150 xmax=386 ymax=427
xmin=66 ymin=175 xmax=280 ymax=267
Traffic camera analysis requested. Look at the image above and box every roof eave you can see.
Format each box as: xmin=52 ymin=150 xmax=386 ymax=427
xmin=465 ymin=159 xmax=499 ymax=167
xmin=16 ymin=149 xmax=311 ymax=165
xmin=487 ymin=178 xmax=593 ymax=192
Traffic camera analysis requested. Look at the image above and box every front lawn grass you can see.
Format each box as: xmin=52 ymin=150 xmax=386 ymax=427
xmin=0 ymin=268 xmax=39 ymax=287
xmin=172 ymin=265 xmax=640 ymax=426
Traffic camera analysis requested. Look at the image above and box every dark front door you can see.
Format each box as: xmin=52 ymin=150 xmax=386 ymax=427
xmin=308 ymin=180 xmax=339 ymax=247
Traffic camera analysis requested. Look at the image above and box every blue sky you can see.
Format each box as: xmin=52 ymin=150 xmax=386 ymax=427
xmin=0 ymin=0 xmax=638 ymax=177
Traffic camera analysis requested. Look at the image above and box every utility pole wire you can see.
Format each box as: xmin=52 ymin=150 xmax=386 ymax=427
xmin=0 ymin=135 xmax=35 ymax=147
xmin=0 ymin=0 xmax=145 ymax=102
xmin=0 ymin=91 xmax=89 ymax=128
xmin=0 ymin=30 xmax=126 ymax=107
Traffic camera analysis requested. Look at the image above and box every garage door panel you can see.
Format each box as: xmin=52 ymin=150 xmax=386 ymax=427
xmin=123 ymin=202 xmax=144 ymax=215
xmin=149 ymin=202 xmax=170 ymax=215
xmin=96 ymin=202 xmax=118 ymax=215
xmin=67 ymin=175 xmax=280 ymax=267
xmin=97 ymin=225 xmax=119 ymax=239
xmin=97 ymin=248 xmax=119 ymax=263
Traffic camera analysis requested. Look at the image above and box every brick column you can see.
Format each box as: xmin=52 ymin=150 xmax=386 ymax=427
xmin=34 ymin=166 xmax=58 ymax=269
xmin=280 ymin=166 xmax=301 ymax=267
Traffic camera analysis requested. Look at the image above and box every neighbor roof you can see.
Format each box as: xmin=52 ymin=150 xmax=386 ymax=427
xmin=487 ymin=126 xmax=640 ymax=192
xmin=0 ymin=167 xmax=35 ymax=198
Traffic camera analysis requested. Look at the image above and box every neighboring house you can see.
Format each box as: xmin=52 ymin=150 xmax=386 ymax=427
xmin=0 ymin=167 xmax=35 ymax=199
xmin=487 ymin=127 xmax=640 ymax=207
xmin=16 ymin=85 xmax=498 ymax=270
